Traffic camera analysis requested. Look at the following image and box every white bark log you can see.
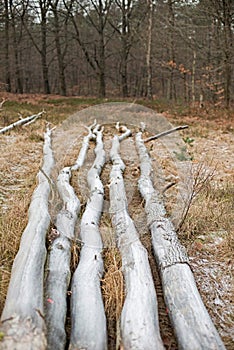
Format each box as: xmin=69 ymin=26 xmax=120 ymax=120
xmin=0 ymin=128 xmax=54 ymax=350
xmin=71 ymin=120 xmax=96 ymax=171
xmin=45 ymin=167 xmax=80 ymax=350
xmin=135 ymin=131 xmax=226 ymax=350
xmin=0 ymin=111 xmax=45 ymax=134
xmin=69 ymin=125 xmax=107 ymax=350
xmin=45 ymin=121 xmax=96 ymax=350
xmin=109 ymin=128 xmax=165 ymax=350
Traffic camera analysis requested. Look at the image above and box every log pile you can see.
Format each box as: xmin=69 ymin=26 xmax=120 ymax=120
xmin=0 ymin=121 xmax=226 ymax=350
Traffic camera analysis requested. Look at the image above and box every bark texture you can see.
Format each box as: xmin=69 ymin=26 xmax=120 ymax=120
xmin=109 ymin=127 xmax=165 ymax=350
xmin=69 ymin=125 xmax=107 ymax=350
xmin=136 ymin=131 xmax=226 ymax=350
xmin=45 ymin=121 xmax=96 ymax=350
xmin=44 ymin=167 xmax=80 ymax=350
xmin=0 ymin=128 xmax=54 ymax=350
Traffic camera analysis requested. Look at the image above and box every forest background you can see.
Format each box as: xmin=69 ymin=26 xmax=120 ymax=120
xmin=0 ymin=0 xmax=233 ymax=108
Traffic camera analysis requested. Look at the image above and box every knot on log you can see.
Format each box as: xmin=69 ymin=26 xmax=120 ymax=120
xmin=160 ymin=246 xmax=189 ymax=270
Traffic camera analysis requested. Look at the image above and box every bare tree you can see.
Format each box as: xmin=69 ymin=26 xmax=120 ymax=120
xmin=9 ymin=0 xmax=24 ymax=93
xmin=109 ymin=0 xmax=148 ymax=97
xmin=22 ymin=0 xmax=51 ymax=94
xmin=209 ymin=0 xmax=233 ymax=108
xmin=67 ymin=0 xmax=112 ymax=97
xmin=3 ymin=0 xmax=11 ymax=92
xmin=145 ymin=0 xmax=153 ymax=99
xmin=49 ymin=0 xmax=70 ymax=96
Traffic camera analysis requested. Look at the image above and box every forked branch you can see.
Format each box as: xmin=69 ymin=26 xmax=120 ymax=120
xmin=0 ymin=111 xmax=45 ymax=134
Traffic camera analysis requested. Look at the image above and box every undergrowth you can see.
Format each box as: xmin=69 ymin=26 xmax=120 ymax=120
xmin=180 ymin=180 xmax=234 ymax=249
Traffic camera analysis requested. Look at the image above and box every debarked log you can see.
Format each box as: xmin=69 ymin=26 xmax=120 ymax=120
xmin=109 ymin=126 xmax=165 ymax=350
xmin=69 ymin=125 xmax=107 ymax=350
xmin=0 ymin=111 xmax=45 ymax=134
xmin=0 ymin=128 xmax=54 ymax=350
xmin=136 ymin=131 xmax=226 ymax=350
xmin=44 ymin=167 xmax=80 ymax=350
xmin=44 ymin=121 xmax=96 ymax=350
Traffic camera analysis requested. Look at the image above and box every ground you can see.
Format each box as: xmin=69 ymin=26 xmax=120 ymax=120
xmin=0 ymin=95 xmax=233 ymax=349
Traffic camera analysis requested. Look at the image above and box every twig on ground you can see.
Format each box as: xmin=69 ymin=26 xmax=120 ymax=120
xmin=144 ymin=125 xmax=188 ymax=143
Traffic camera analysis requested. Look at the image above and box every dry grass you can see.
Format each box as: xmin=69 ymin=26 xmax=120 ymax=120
xmin=181 ymin=179 xmax=234 ymax=247
xmin=0 ymin=188 xmax=36 ymax=312
xmin=102 ymin=248 xmax=124 ymax=321
xmin=101 ymin=248 xmax=124 ymax=349
xmin=0 ymin=123 xmax=45 ymax=313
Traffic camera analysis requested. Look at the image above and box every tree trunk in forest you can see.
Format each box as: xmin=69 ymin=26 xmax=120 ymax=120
xmin=146 ymin=0 xmax=153 ymax=99
xmin=121 ymin=47 xmax=128 ymax=97
xmin=136 ymin=131 xmax=226 ymax=350
xmin=0 ymin=128 xmax=54 ymax=350
xmin=109 ymin=125 xmax=165 ymax=350
xmin=4 ymin=0 xmax=11 ymax=92
xmin=51 ymin=0 xmax=67 ymax=96
xmin=223 ymin=0 xmax=232 ymax=108
xmin=121 ymin=6 xmax=129 ymax=98
xmin=67 ymin=1 xmax=107 ymax=98
xmin=191 ymin=50 xmax=196 ymax=105
xmin=10 ymin=2 xmax=23 ymax=93
xmin=69 ymin=125 xmax=107 ymax=350
xmin=41 ymin=7 xmax=51 ymax=95
xmin=97 ymin=1 xmax=106 ymax=98
xmin=45 ymin=122 xmax=95 ymax=350
xmin=167 ymin=0 xmax=175 ymax=101
xmin=22 ymin=0 xmax=51 ymax=94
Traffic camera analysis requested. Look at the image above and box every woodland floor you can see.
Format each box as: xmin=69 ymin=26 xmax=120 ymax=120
xmin=0 ymin=95 xmax=233 ymax=349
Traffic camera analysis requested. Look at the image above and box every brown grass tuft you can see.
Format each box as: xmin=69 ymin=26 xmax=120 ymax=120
xmin=102 ymin=248 xmax=124 ymax=321
xmin=0 ymin=190 xmax=33 ymax=312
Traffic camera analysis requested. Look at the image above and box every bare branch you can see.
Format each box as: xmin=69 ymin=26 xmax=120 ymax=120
xmin=0 ymin=111 xmax=45 ymax=134
xmin=144 ymin=125 xmax=188 ymax=143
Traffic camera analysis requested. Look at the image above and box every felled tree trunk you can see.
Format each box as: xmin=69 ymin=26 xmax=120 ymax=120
xmin=0 ymin=111 xmax=45 ymax=134
xmin=45 ymin=122 xmax=96 ymax=350
xmin=69 ymin=125 xmax=107 ymax=350
xmin=0 ymin=128 xmax=54 ymax=350
xmin=109 ymin=126 xmax=165 ymax=350
xmin=136 ymin=131 xmax=226 ymax=350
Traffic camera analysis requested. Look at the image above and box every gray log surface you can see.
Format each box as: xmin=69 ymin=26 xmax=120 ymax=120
xmin=0 ymin=111 xmax=44 ymax=134
xmin=0 ymin=128 xmax=54 ymax=350
xmin=44 ymin=121 xmax=95 ymax=350
xmin=69 ymin=125 xmax=107 ymax=350
xmin=136 ymin=131 xmax=226 ymax=350
xmin=109 ymin=126 xmax=165 ymax=350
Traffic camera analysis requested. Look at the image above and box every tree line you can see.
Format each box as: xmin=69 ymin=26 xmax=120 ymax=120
xmin=0 ymin=0 xmax=233 ymax=107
